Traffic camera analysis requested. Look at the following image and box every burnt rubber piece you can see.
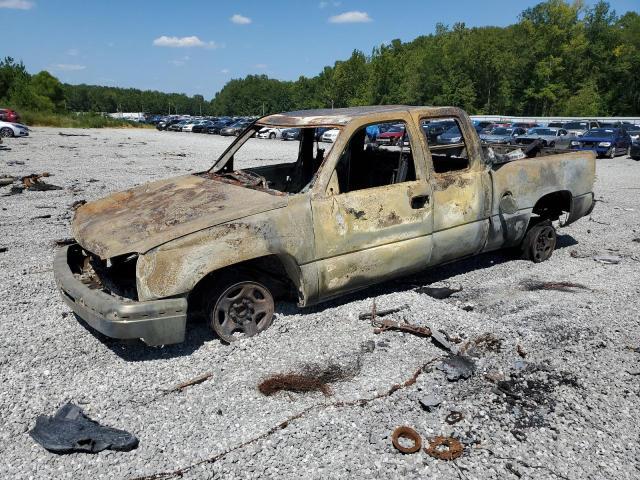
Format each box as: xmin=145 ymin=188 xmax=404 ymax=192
xmin=391 ymin=426 xmax=422 ymax=454
xmin=425 ymin=436 xmax=464 ymax=461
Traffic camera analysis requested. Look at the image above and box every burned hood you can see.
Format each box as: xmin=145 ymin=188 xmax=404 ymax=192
xmin=73 ymin=174 xmax=288 ymax=259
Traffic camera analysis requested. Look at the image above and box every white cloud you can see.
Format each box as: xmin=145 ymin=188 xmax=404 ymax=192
xmin=152 ymin=35 xmax=218 ymax=48
xmin=230 ymin=13 xmax=251 ymax=25
xmin=329 ymin=11 xmax=372 ymax=23
xmin=51 ymin=64 xmax=86 ymax=71
xmin=221 ymin=69 xmax=230 ymax=74
xmin=0 ymin=0 xmax=34 ymax=9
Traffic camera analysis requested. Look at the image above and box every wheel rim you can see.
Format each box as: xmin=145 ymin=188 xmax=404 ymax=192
xmin=532 ymin=226 xmax=556 ymax=261
xmin=0 ymin=128 xmax=12 ymax=137
xmin=212 ymin=281 xmax=274 ymax=342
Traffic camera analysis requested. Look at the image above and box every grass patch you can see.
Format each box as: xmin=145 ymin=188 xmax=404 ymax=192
xmin=18 ymin=110 xmax=152 ymax=129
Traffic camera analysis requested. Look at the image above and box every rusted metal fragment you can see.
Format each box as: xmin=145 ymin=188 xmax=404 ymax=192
xmin=391 ymin=426 xmax=422 ymax=454
xmin=425 ymin=436 xmax=464 ymax=461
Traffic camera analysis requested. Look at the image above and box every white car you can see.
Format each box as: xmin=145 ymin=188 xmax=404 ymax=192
xmin=182 ymin=120 xmax=202 ymax=132
xmin=321 ymin=128 xmax=340 ymax=143
xmin=0 ymin=121 xmax=29 ymax=138
xmin=257 ymin=127 xmax=283 ymax=139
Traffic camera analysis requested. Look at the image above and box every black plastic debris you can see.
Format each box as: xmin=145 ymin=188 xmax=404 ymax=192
xmin=415 ymin=285 xmax=462 ymax=299
xmin=438 ymin=354 xmax=476 ymax=381
xmin=29 ymin=403 xmax=138 ymax=454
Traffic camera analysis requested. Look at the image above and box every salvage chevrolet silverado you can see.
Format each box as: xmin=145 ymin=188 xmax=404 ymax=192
xmin=54 ymin=106 xmax=595 ymax=345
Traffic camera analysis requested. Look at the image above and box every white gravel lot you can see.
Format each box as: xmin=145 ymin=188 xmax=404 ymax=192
xmin=0 ymin=127 xmax=639 ymax=480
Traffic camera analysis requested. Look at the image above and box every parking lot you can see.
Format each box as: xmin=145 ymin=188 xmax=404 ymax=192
xmin=1 ymin=127 xmax=639 ymax=479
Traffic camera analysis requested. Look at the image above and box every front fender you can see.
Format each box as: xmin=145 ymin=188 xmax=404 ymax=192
xmin=136 ymin=199 xmax=315 ymax=302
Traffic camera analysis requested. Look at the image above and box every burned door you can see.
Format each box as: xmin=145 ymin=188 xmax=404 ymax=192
xmin=418 ymin=116 xmax=491 ymax=265
xmin=311 ymin=119 xmax=434 ymax=299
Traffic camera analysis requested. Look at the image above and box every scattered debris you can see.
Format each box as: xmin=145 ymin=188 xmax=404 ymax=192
xmin=2 ymin=185 xmax=23 ymax=196
xmin=415 ymin=285 xmax=463 ymax=299
xmin=461 ymin=303 xmax=475 ymax=312
xmin=520 ymin=280 xmax=589 ymax=292
xmin=70 ymin=199 xmax=87 ymax=210
xmin=29 ymin=402 xmax=139 ymax=454
xmin=468 ymin=333 xmax=503 ymax=353
xmin=32 ymin=214 xmax=52 ymax=219
xmin=372 ymin=318 xmax=431 ymax=337
xmin=505 ymin=463 xmax=523 ymax=478
xmin=0 ymin=176 xmax=14 ymax=187
xmin=54 ymin=238 xmax=75 ymax=247
xmin=6 ymin=160 xmax=25 ymax=166
xmin=431 ymin=330 xmax=460 ymax=354
xmin=438 ymin=354 xmax=476 ymax=381
xmin=21 ymin=173 xmax=62 ymax=191
xmin=593 ymin=255 xmax=621 ymax=265
xmin=425 ymin=436 xmax=464 ymax=461
xmin=58 ymin=132 xmax=90 ymax=137
xmin=164 ymin=372 xmax=213 ymax=394
xmin=419 ymin=395 xmax=442 ymax=412
xmin=511 ymin=429 xmax=527 ymax=442
xmin=358 ymin=303 xmax=408 ymax=320
xmin=0 ymin=247 xmax=7 ymax=253
xmin=516 ymin=344 xmax=527 ymax=358
xmin=445 ymin=411 xmax=464 ymax=425
xmin=391 ymin=426 xmax=422 ymax=454
xmin=258 ymin=360 xmax=360 ymax=397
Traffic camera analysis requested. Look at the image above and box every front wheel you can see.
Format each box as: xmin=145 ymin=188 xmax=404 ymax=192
xmin=206 ymin=274 xmax=275 ymax=343
xmin=521 ymin=221 xmax=556 ymax=263
xmin=0 ymin=127 xmax=13 ymax=137
xmin=608 ymin=147 xmax=616 ymax=159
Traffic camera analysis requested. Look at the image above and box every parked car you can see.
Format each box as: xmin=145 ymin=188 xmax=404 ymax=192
xmin=320 ymin=128 xmax=339 ymax=143
xmin=257 ymin=127 xmax=284 ymax=139
xmin=207 ymin=119 xmax=235 ymax=134
xmin=421 ymin=120 xmax=456 ymax=143
xmin=168 ymin=120 xmax=190 ymax=132
xmin=281 ymin=128 xmax=301 ymax=141
xmin=621 ymin=124 xmax=640 ymax=141
xmin=376 ymin=124 xmax=406 ymax=146
xmin=512 ymin=127 xmax=573 ymax=148
xmin=562 ymin=120 xmax=600 ymax=137
xmin=512 ymin=122 xmax=539 ymax=129
xmin=0 ymin=120 xmax=29 ymax=137
xmin=0 ymin=108 xmax=20 ymax=123
xmin=479 ymin=126 xmax=527 ymax=144
xmin=437 ymin=125 xmax=464 ymax=144
xmin=220 ymin=120 xmax=252 ymax=136
xmin=547 ymin=121 xmax=565 ymax=128
xmin=569 ymin=128 xmax=631 ymax=158
xmin=55 ymin=105 xmax=595 ymax=345
xmin=192 ymin=120 xmax=216 ymax=133
xmin=182 ymin=120 xmax=204 ymax=132
xmin=630 ymin=139 xmax=640 ymax=160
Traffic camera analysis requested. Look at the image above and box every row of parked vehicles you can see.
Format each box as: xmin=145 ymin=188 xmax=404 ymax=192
xmin=153 ymin=113 xmax=640 ymax=159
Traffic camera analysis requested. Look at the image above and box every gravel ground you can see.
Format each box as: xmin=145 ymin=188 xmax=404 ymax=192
xmin=0 ymin=127 xmax=639 ymax=480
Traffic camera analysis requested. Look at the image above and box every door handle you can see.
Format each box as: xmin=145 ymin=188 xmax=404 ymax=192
xmin=411 ymin=194 xmax=430 ymax=209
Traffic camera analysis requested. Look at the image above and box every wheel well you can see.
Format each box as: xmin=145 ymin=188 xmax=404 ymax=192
xmin=531 ymin=191 xmax=571 ymax=223
xmin=187 ymin=255 xmax=298 ymax=316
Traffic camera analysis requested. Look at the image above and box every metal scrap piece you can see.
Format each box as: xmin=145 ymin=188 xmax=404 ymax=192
xmin=445 ymin=411 xmax=464 ymax=425
xmin=372 ymin=318 xmax=431 ymax=337
xmin=391 ymin=426 xmax=422 ymax=454
xmin=425 ymin=436 xmax=463 ymax=461
xmin=438 ymin=354 xmax=475 ymax=381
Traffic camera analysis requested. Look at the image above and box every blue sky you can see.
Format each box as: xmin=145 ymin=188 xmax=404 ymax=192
xmin=2 ymin=0 xmax=638 ymax=98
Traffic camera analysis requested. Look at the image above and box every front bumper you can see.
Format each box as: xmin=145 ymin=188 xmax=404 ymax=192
xmin=54 ymin=245 xmax=188 ymax=346
xmin=570 ymin=146 xmax=610 ymax=155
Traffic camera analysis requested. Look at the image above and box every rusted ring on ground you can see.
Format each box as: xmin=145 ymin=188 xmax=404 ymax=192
xmin=445 ymin=411 xmax=464 ymax=425
xmin=391 ymin=426 xmax=422 ymax=454
xmin=425 ymin=436 xmax=464 ymax=461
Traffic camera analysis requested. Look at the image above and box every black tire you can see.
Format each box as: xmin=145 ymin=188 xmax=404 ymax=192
xmin=608 ymin=146 xmax=616 ymax=159
xmin=0 ymin=127 xmax=13 ymax=138
xmin=521 ymin=221 xmax=557 ymax=263
xmin=549 ymin=141 xmax=555 ymax=148
xmin=205 ymin=271 xmax=275 ymax=343
xmin=269 ymin=132 xmax=276 ymax=139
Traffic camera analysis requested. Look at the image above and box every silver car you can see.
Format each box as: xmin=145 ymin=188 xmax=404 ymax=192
xmin=512 ymin=127 xmax=574 ymax=148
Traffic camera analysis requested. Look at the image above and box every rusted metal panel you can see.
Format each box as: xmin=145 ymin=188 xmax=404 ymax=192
xmin=72 ymin=175 xmax=288 ymax=259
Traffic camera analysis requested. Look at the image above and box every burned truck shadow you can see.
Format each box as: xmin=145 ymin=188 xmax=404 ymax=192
xmin=292 ymin=233 xmax=578 ymax=316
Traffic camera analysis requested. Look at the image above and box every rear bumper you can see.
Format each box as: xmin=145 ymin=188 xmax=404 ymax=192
xmin=54 ymin=245 xmax=188 ymax=346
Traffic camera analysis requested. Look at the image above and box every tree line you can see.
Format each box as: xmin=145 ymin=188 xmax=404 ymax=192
xmin=1 ymin=1 xmax=638 ymax=119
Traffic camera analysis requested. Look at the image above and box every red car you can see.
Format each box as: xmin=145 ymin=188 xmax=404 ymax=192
xmin=376 ymin=124 xmax=406 ymax=146
xmin=0 ymin=108 xmax=20 ymax=123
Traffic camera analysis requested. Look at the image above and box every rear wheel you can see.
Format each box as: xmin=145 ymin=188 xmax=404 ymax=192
xmin=0 ymin=127 xmax=13 ymax=138
xmin=269 ymin=132 xmax=276 ymax=139
xmin=206 ymin=272 xmax=275 ymax=343
xmin=521 ymin=221 xmax=556 ymax=263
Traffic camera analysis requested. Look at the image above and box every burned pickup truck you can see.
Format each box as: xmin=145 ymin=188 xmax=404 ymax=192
xmin=54 ymin=106 xmax=595 ymax=345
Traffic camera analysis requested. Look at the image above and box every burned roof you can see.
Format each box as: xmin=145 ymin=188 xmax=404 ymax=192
xmin=259 ymin=105 xmax=453 ymax=127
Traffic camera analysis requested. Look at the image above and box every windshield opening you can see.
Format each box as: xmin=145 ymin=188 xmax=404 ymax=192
xmin=205 ymin=124 xmax=340 ymax=195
